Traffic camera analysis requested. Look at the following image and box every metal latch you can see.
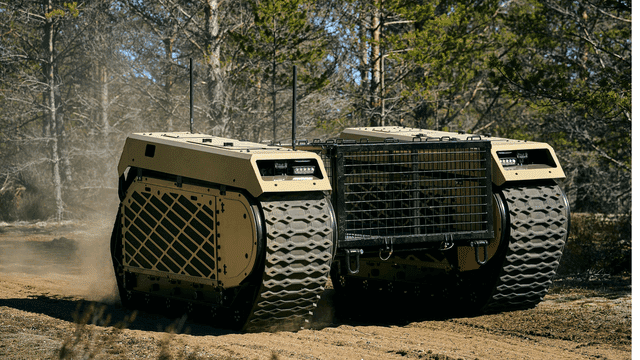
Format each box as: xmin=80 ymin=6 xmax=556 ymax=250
xmin=470 ymin=240 xmax=489 ymax=265
xmin=344 ymin=249 xmax=363 ymax=274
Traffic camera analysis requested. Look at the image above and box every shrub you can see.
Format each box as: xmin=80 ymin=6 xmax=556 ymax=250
xmin=557 ymin=213 xmax=631 ymax=276
xmin=0 ymin=172 xmax=55 ymax=221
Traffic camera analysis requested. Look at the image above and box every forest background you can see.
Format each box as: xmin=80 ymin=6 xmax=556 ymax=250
xmin=0 ymin=0 xmax=630 ymax=225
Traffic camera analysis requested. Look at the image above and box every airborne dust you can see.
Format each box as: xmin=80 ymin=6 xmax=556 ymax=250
xmin=0 ymin=204 xmax=120 ymax=304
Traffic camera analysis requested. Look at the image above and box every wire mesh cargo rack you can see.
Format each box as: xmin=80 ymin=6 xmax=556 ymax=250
xmin=298 ymin=138 xmax=493 ymax=250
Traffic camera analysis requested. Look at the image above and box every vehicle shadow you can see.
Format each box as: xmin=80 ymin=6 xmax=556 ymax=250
xmin=313 ymin=274 xmax=632 ymax=330
xmin=312 ymin=288 xmax=468 ymax=330
xmin=0 ymin=287 xmax=455 ymax=336
xmin=0 ymin=295 xmax=235 ymax=336
xmin=0 ymin=274 xmax=630 ymax=336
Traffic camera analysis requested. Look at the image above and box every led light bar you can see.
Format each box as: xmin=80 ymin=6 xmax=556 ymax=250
xmin=500 ymin=158 xmax=517 ymax=166
xmin=293 ymin=166 xmax=316 ymax=175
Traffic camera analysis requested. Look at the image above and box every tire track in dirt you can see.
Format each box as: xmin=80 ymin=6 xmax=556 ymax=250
xmin=0 ymin=217 xmax=631 ymax=360
xmin=0 ymin=272 xmax=630 ymax=360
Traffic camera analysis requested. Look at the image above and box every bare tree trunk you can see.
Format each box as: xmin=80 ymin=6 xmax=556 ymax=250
xmin=205 ymin=0 xmax=224 ymax=135
xmin=358 ymin=14 xmax=369 ymax=125
xmin=100 ymin=65 xmax=109 ymax=137
xmin=163 ymin=38 xmax=174 ymax=131
xmin=272 ymin=18 xmax=277 ymax=142
xmin=45 ymin=0 xmax=64 ymax=221
xmin=42 ymin=91 xmax=50 ymax=137
xmin=369 ymin=3 xmax=381 ymax=127
xmin=371 ymin=11 xmax=380 ymax=93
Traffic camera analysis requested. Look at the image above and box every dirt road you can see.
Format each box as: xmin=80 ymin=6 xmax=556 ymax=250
xmin=0 ymin=217 xmax=631 ymax=360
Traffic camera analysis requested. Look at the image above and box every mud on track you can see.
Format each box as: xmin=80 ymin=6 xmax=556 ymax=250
xmin=0 ymin=216 xmax=631 ymax=360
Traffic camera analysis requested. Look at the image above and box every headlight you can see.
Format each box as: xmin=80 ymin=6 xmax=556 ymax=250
xmin=497 ymin=149 xmax=557 ymax=169
xmin=257 ymin=159 xmax=323 ymax=179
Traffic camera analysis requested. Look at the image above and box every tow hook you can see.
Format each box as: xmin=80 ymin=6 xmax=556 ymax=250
xmin=470 ymin=240 xmax=489 ymax=265
xmin=379 ymin=238 xmax=394 ymax=261
xmin=344 ymin=249 xmax=363 ymax=274
xmin=440 ymin=234 xmax=454 ymax=251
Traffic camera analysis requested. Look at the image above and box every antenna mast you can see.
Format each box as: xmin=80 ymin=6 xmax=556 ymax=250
xmin=190 ymin=58 xmax=194 ymax=133
xmin=292 ymin=65 xmax=297 ymax=150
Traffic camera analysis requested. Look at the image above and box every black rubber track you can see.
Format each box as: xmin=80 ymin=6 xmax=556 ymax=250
xmin=242 ymin=194 xmax=335 ymax=332
xmin=481 ymin=183 xmax=569 ymax=312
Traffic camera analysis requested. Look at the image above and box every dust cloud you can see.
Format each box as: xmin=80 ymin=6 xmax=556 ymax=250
xmin=73 ymin=213 xmax=119 ymax=303
xmin=0 ymin=209 xmax=120 ymax=304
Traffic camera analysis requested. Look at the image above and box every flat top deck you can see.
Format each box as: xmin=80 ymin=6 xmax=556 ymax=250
xmin=342 ymin=126 xmax=541 ymax=144
xmin=131 ymin=132 xmax=305 ymax=156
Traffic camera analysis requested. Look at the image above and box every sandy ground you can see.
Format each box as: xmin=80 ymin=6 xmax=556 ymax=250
xmin=0 ymin=216 xmax=631 ymax=360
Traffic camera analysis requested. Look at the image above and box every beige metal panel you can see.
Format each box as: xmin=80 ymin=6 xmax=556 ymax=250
xmin=122 ymin=177 xmax=220 ymax=287
xmin=216 ymin=191 xmax=259 ymax=288
xmin=117 ymin=132 xmax=331 ymax=198
xmin=340 ymin=127 xmax=565 ymax=185
xmin=121 ymin=176 xmax=260 ymax=289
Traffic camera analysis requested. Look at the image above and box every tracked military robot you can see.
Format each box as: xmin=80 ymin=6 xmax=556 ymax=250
xmin=110 ymin=55 xmax=568 ymax=333
xmin=111 ymin=126 xmax=569 ymax=332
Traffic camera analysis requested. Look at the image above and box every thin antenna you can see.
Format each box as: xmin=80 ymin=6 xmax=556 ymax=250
xmin=189 ymin=58 xmax=194 ymax=133
xmin=292 ymin=65 xmax=297 ymax=150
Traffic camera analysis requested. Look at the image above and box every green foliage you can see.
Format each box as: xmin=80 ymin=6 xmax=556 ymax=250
xmin=232 ymin=0 xmax=327 ymax=79
xmin=45 ymin=2 xmax=80 ymax=19
xmin=382 ymin=0 xmax=630 ymax=212
xmin=388 ymin=0 xmax=499 ymax=81
xmin=490 ymin=0 xmax=630 ymax=160
xmin=225 ymin=0 xmax=333 ymax=140
xmin=489 ymin=0 xmax=631 ymax=213
xmin=379 ymin=0 xmax=506 ymax=129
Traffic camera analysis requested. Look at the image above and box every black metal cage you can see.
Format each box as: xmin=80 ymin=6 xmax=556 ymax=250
xmin=300 ymin=139 xmax=493 ymax=250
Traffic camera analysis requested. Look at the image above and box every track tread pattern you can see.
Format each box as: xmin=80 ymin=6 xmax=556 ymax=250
xmin=483 ymin=184 xmax=569 ymax=312
xmin=243 ymin=196 xmax=334 ymax=332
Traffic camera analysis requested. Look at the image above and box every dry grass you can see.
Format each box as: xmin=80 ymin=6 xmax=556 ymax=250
xmin=57 ymin=303 xmax=136 ymax=360
xmin=55 ymin=305 xmax=240 ymax=360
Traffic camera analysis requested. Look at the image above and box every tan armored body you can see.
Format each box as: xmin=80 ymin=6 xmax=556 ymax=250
xmin=112 ymin=132 xmax=335 ymax=332
xmin=111 ymin=127 xmax=569 ymax=331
